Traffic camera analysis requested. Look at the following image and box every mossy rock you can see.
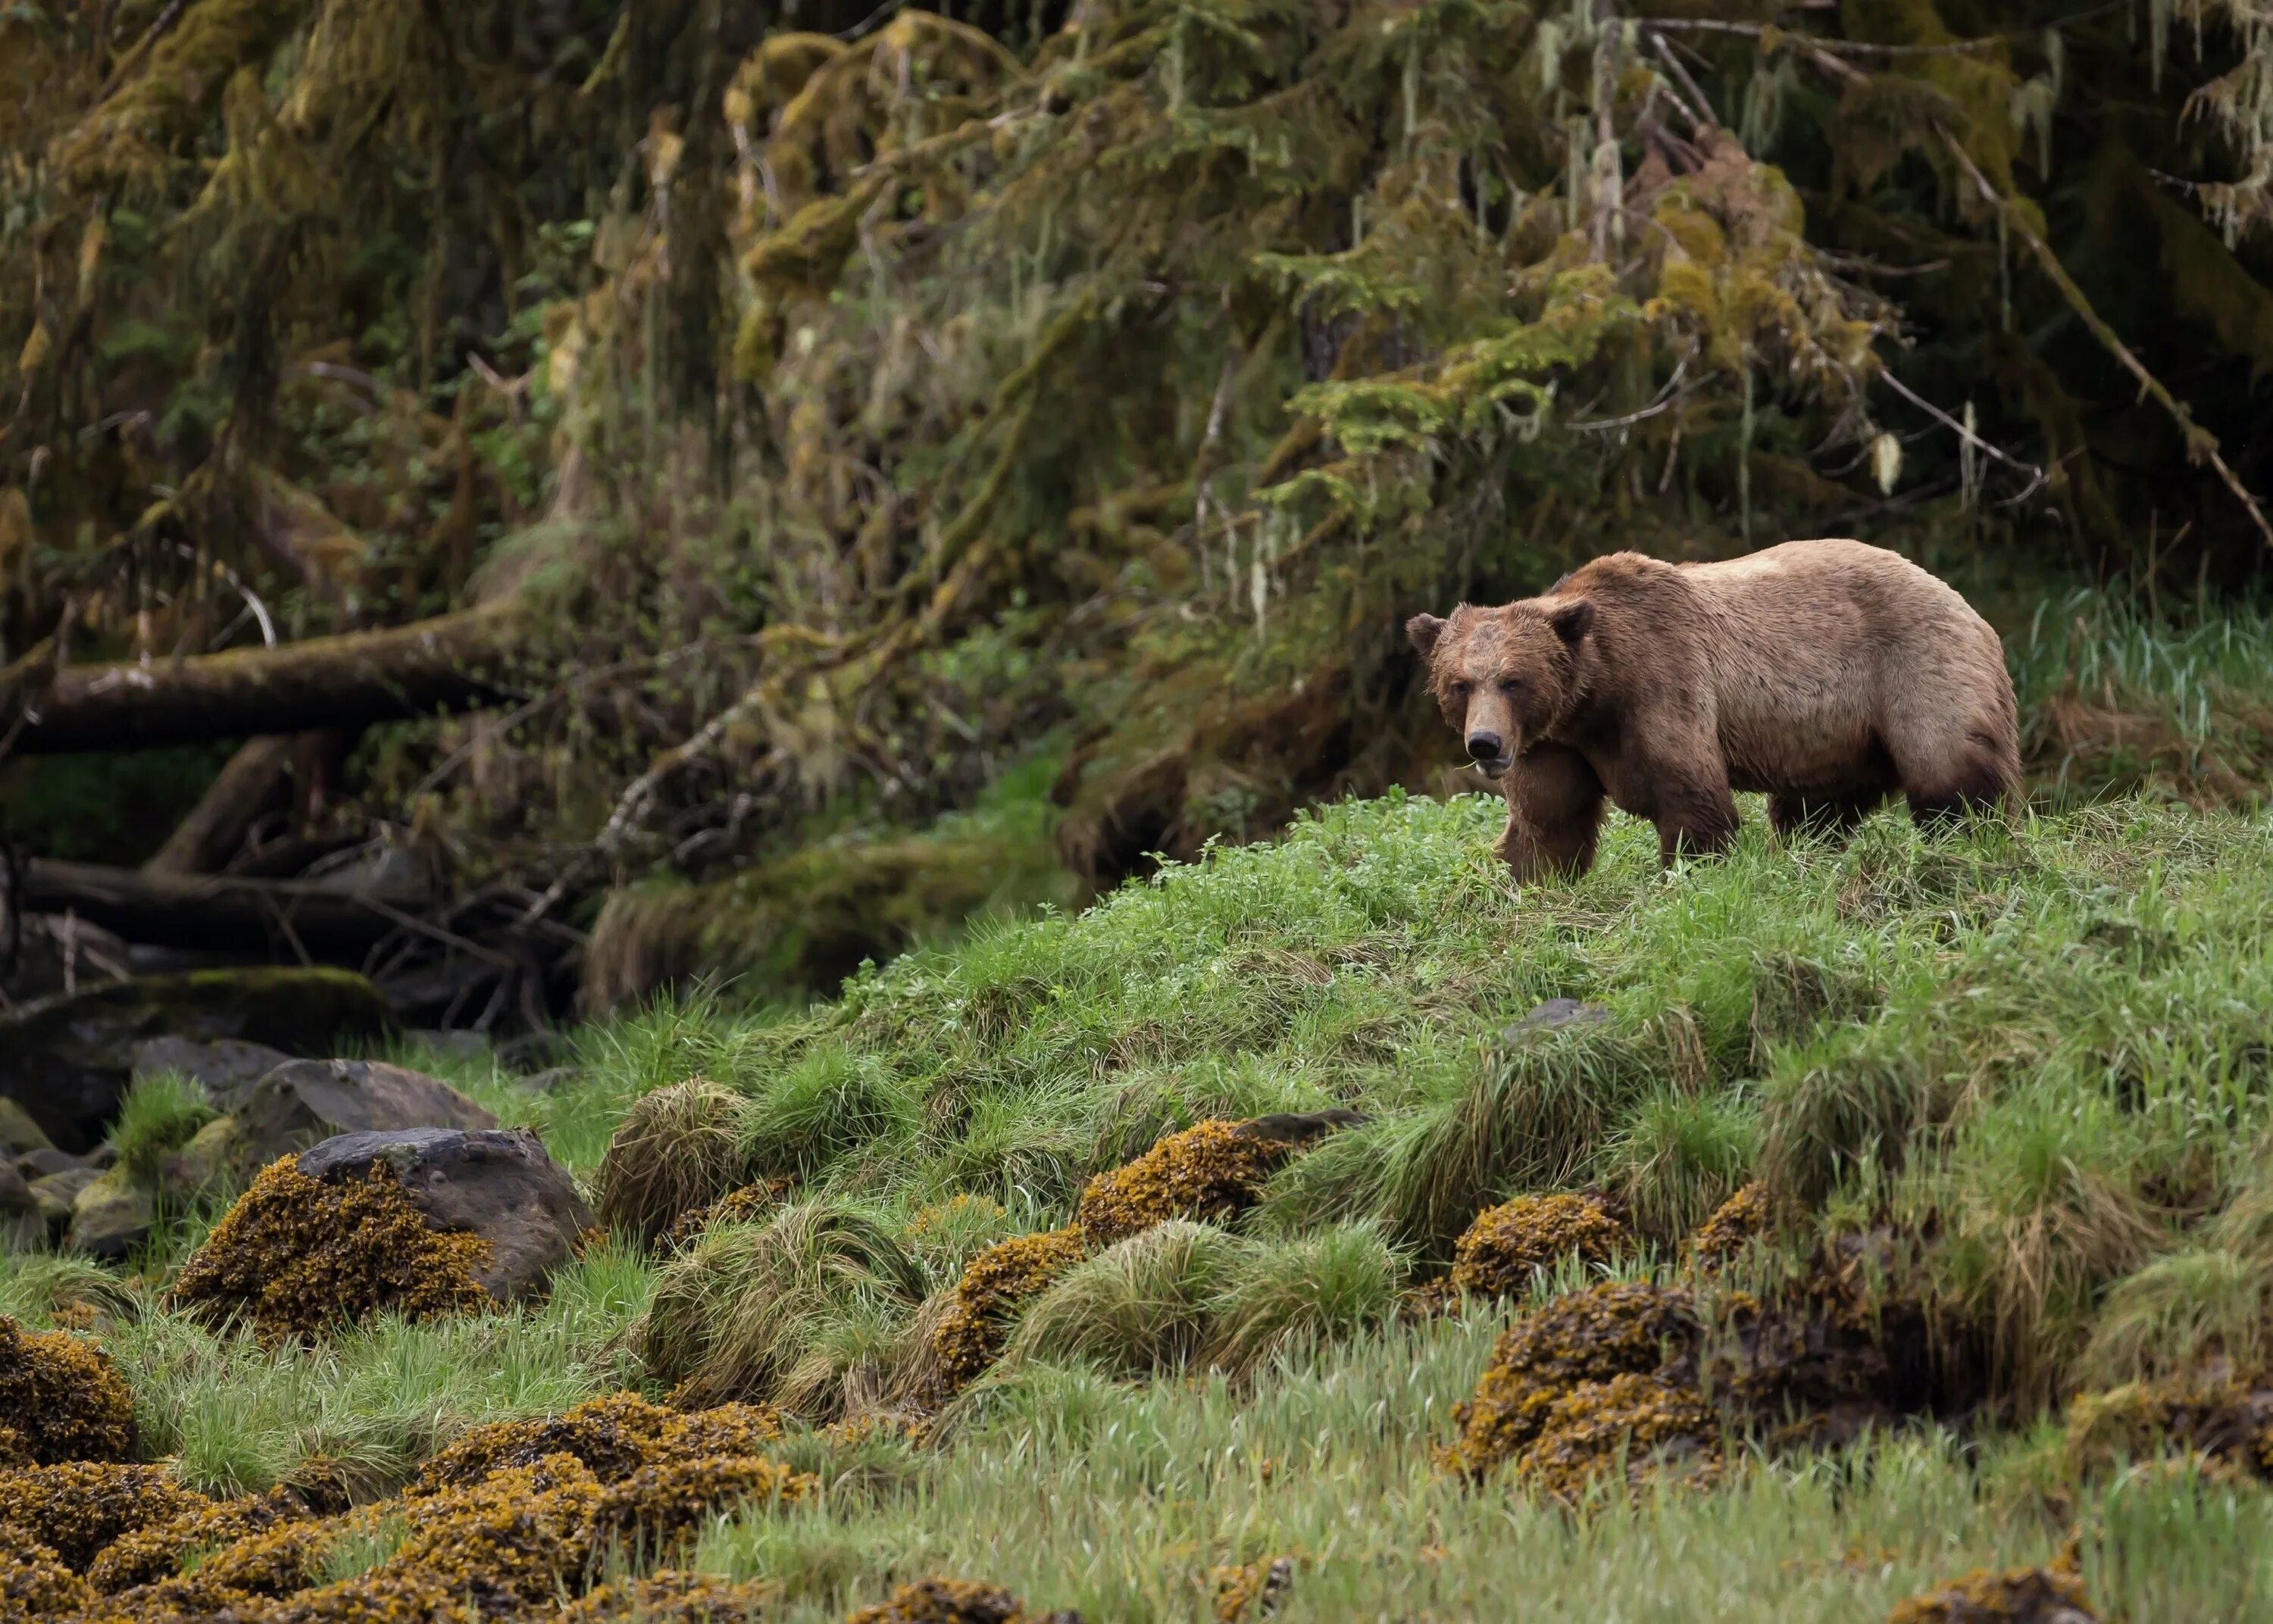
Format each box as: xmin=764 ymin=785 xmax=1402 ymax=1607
xmin=0 ymin=969 xmax=390 ymax=1152
xmin=65 ymin=1169 xmax=154 ymax=1261
xmin=157 ymin=1115 xmax=241 ymax=1201
xmin=0 ymin=1099 xmax=55 ymax=1157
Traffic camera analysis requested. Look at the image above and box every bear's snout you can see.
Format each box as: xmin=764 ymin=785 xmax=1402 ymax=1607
xmin=1465 ymin=729 xmax=1512 ymax=776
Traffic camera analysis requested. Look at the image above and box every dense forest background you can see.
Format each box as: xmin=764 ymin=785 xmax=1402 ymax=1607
xmin=4 ymin=0 xmax=2272 ymax=1032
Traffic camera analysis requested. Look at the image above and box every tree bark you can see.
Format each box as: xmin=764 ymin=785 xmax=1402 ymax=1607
xmin=142 ymin=735 xmax=297 ymax=875
xmin=1 ymin=604 xmax=521 ymax=754
xmin=20 ymin=859 xmax=427 ymax=959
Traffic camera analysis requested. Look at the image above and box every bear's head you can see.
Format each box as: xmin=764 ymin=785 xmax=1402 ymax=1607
xmin=1405 ymin=597 xmax=1595 ymax=776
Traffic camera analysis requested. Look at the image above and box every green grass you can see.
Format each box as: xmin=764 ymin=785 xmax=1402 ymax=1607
xmin=9 ymin=782 xmax=2273 ymax=1618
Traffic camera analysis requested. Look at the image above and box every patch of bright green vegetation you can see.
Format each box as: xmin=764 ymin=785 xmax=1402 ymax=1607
xmin=8 ymin=789 xmax=2273 ymax=1616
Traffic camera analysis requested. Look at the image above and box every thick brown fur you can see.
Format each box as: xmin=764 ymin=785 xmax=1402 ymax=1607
xmin=1405 ymin=540 xmax=2021 ymax=879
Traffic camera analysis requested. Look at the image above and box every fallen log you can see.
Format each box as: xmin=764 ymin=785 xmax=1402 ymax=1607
xmin=19 ymin=859 xmax=428 ymax=959
xmin=142 ymin=735 xmax=297 ymax=875
xmin=1 ymin=603 xmax=521 ymax=754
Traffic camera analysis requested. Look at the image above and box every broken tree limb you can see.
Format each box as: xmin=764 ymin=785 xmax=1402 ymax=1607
xmin=142 ymin=735 xmax=296 ymax=876
xmin=19 ymin=858 xmax=429 ymax=959
xmin=0 ymin=602 xmax=524 ymax=755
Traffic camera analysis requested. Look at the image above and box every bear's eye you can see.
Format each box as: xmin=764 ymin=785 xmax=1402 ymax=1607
xmin=1449 ymin=679 xmax=1472 ymax=697
xmin=1498 ymin=676 xmax=1524 ymax=695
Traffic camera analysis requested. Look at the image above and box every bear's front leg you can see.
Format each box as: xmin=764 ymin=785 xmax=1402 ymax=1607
xmin=1651 ymin=771 xmax=1741 ymax=866
xmin=1494 ymin=744 xmax=1606 ymax=880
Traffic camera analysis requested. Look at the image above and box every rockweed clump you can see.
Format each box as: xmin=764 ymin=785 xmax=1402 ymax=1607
xmin=846 ymin=1576 xmax=1083 ymax=1623
xmin=0 ymin=1317 xmax=136 ymax=1466
xmin=1074 ymin=1120 xmax=1291 ymax=1247
xmin=167 ymin=1159 xmax=492 ymax=1344
xmin=1514 ymin=1373 xmax=1721 ymax=1504
xmin=411 ymin=1392 xmax=678 ymax=1493
xmin=1687 ymin=1182 xmax=1769 ymax=1265
xmin=1449 ymin=1193 xmax=1630 ymax=1299
xmin=930 ymin=1226 xmax=1091 ymax=1395
xmin=1443 ymin=1281 xmax=1698 ymax=1482
xmin=85 ymin=1487 xmax=319 ymax=1594
xmin=587 ymin=1454 xmax=818 ymax=1560
xmin=667 ymin=1179 xmax=798 ymax=1251
xmin=1209 ymin=1556 xmax=1294 ymax=1621
xmin=1884 ymin=1559 xmax=2098 ymax=1622
xmin=562 ymin=1569 xmax=778 ymax=1621
xmin=0 ymin=1526 xmax=89 ymax=1622
xmin=2062 ymin=1372 xmax=2273 ymax=1481
xmin=0 ymin=1463 xmax=207 ymax=1572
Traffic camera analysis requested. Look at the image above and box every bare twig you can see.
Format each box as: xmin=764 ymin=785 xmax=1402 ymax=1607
xmin=1874 ymin=369 xmax=2047 ymax=504
xmin=1935 ymin=127 xmax=2273 ymax=550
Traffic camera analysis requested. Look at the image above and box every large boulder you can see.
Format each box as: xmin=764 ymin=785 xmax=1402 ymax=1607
xmin=0 ymin=1098 xmax=55 ymax=1157
xmin=296 ymin=1127 xmax=594 ymax=1301
xmin=129 ymin=1037 xmax=293 ymax=1112
xmin=0 ymin=1159 xmax=42 ymax=1249
xmin=224 ymin=1059 xmax=498 ymax=1181
xmin=0 ymin=968 xmax=391 ymax=1151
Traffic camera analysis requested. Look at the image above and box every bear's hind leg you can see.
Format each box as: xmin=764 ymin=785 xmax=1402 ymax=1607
xmin=1496 ymin=745 xmax=1607 ymax=880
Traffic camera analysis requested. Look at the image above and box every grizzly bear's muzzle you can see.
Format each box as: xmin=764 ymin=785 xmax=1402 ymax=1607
xmin=1465 ymin=729 xmax=1513 ymax=778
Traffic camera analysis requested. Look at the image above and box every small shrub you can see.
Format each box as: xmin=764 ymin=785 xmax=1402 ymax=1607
xmin=167 ymin=1160 xmax=492 ymax=1344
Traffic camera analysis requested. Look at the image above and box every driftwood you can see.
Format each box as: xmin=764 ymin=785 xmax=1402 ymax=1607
xmin=19 ymin=858 xmax=430 ymax=959
xmin=1 ymin=604 xmax=521 ymax=754
xmin=142 ymin=735 xmax=298 ymax=875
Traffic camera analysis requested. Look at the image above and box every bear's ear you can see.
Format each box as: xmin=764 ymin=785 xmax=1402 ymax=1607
xmin=1405 ymin=613 xmax=1447 ymax=657
xmin=1547 ymin=599 xmax=1595 ymax=645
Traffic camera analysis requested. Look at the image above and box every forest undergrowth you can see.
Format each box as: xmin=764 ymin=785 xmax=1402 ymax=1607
xmin=8 ymin=770 xmax=2273 ymax=1619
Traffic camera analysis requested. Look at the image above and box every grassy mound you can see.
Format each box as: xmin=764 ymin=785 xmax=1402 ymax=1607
xmin=168 ymin=1160 xmax=493 ymax=1344
xmin=13 ymin=790 xmax=2273 ymax=1615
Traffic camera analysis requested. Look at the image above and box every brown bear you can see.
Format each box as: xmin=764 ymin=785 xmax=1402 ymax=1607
xmin=1405 ymin=539 xmax=2020 ymax=878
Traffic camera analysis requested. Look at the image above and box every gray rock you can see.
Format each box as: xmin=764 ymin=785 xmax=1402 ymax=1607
xmin=1233 ymin=1109 xmax=1369 ymax=1145
xmin=229 ymin=1059 xmax=498 ymax=1182
xmin=29 ymin=1166 xmax=98 ymax=1233
xmin=130 ymin=1037 xmax=294 ymax=1112
xmin=1502 ymin=998 xmax=1611 ymax=1043
xmin=84 ymin=1142 xmax=118 ymax=1171
xmin=0 ymin=1098 xmax=55 ymax=1156
xmin=159 ymin=1116 xmax=242 ymax=1201
xmin=68 ymin=1170 xmax=155 ymax=1260
xmin=15 ymin=1148 xmax=83 ymax=1180
xmin=297 ymin=1127 xmax=594 ymax=1302
xmin=0 ymin=968 xmax=391 ymax=1151
xmin=0 ymin=1160 xmax=40 ymax=1251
